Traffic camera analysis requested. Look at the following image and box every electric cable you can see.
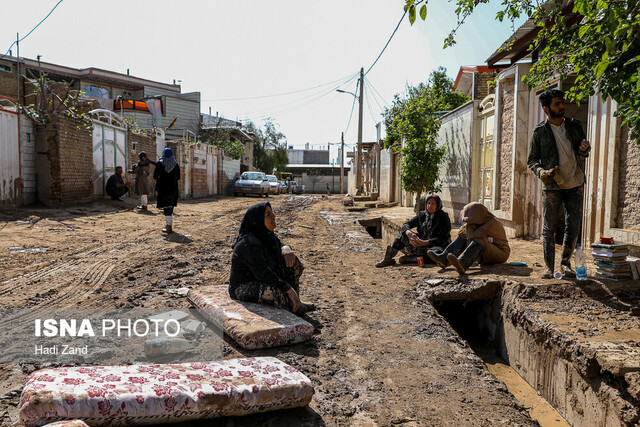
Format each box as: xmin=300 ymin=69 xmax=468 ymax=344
xmin=364 ymin=9 xmax=406 ymax=76
xmin=1 ymin=0 xmax=65 ymax=59
xmin=342 ymin=79 xmax=360 ymax=136
xmin=202 ymin=72 xmax=358 ymax=101
xmin=233 ymin=73 xmax=358 ymax=119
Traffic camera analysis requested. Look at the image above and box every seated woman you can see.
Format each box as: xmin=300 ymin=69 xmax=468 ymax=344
xmin=427 ymin=202 xmax=510 ymax=274
xmin=229 ymin=202 xmax=315 ymax=316
xmin=376 ymin=194 xmax=452 ymax=267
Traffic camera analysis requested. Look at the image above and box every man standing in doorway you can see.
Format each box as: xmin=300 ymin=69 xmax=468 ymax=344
xmin=527 ymin=89 xmax=590 ymax=278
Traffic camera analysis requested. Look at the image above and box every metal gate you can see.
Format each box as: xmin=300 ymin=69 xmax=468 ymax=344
xmin=90 ymin=110 xmax=127 ymax=197
xmin=0 ymin=100 xmax=20 ymax=205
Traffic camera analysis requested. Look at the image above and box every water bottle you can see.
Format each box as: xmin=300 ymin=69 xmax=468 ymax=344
xmin=575 ymin=243 xmax=587 ymax=281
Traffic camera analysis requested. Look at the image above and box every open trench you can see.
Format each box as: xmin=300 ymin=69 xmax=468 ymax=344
xmin=360 ymin=216 xmax=640 ymax=427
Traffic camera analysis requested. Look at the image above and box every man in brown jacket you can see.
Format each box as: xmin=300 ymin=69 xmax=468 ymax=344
xmin=427 ymin=202 xmax=510 ymax=274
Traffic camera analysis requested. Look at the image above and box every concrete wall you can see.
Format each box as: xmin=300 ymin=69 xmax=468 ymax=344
xmin=379 ymin=148 xmax=392 ymax=203
xmin=438 ymin=101 xmax=475 ymax=223
xmin=222 ymin=155 xmax=240 ymax=195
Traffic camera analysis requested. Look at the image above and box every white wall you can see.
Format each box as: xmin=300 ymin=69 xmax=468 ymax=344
xmin=437 ymin=101 xmax=476 ymax=223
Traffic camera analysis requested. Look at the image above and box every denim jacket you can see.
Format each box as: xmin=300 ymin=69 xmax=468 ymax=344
xmin=526 ymin=117 xmax=590 ymax=190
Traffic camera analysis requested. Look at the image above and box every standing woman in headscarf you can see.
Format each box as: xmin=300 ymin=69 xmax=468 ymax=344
xmin=427 ymin=202 xmax=510 ymax=274
xmin=154 ymin=147 xmax=180 ymax=233
xmin=229 ymin=202 xmax=315 ymax=316
xmin=131 ymin=152 xmax=155 ymax=211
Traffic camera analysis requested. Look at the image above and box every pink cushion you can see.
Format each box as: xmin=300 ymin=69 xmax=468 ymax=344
xmin=19 ymin=357 xmax=314 ymax=426
xmin=43 ymin=422 xmax=90 ymax=427
xmin=188 ymin=287 xmax=314 ymax=349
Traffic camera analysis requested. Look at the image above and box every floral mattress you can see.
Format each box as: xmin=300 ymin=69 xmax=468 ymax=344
xmin=187 ymin=287 xmax=314 ymax=349
xmin=19 ymin=356 xmax=314 ymax=426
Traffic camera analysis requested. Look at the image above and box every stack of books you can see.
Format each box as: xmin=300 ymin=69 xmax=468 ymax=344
xmin=591 ymin=242 xmax=632 ymax=281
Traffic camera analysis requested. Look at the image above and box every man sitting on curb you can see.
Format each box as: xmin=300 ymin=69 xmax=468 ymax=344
xmin=105 ymin=166 xmax=130 ymax=201
xmin=376 ymin=194 xmax=451 ymax=267
xmin=526 ymin=89 xmax=590 ymax=278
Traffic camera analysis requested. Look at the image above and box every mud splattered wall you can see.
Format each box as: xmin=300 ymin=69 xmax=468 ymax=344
xmin=498 ymin=78 xmax=515 ymax=212
xmin=616 ymin=126 xmax=640 ymax=230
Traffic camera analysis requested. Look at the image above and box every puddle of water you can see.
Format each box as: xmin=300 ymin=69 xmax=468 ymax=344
xmin=484 ymin=357 xmax=570 ymax=427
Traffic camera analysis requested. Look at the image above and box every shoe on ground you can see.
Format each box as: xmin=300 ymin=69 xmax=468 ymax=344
xmin=427 ymin=250 xmax=448 ymax=269
xmin=375 ymin=258 xmax=396 ymax=268
xmin=561 ymin=264 xmax=576 ymax=278
xmin=542 ymin=268 xmax=553 ymax=279
xmin=398 ymin=255 xmax=417 ymax=264
xmin=162 ymin=225 xmax=173 ymax=234
xmin=447 ymin=253 xmax=466 ymax=274
xmin=137 ymin=205 xmax=148 ymax=210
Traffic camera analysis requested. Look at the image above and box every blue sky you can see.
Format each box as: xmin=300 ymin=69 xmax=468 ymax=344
xmin=1 ymin=0 xmax=524 ymax=162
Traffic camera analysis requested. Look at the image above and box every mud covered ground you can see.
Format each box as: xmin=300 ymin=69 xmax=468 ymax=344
xmin=0 ymin=195 xmax=638 ymax=426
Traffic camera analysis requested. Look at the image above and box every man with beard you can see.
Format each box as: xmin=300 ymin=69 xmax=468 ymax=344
xmin=527 ymin=89 xmax=590 ymax=278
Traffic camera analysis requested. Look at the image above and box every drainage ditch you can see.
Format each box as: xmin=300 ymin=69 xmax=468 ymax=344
xmin=433 ymin=296 xmax=570 ymax=426
xmin=359 ymin=214 xmax=639 ymax=426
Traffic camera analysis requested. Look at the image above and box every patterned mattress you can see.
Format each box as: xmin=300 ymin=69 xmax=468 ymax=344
xmin=19 ymin=356 xmax=314 ymax=426
xmin=188 ymin=287 xmax=314 ymax=349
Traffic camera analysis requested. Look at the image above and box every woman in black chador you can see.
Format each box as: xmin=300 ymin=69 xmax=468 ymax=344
xmin=376 ymin=194 xmax=452 ymax=267
xmin=154 ymin=148 xmax=180 ymax=233
xmin=229 ymin=202 xmax=315 ymax=316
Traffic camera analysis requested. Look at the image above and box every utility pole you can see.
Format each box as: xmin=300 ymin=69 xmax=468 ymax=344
xmin=16 ymin=34 xmax=20 ymax=109
xmin=356 ymin=67 xmax=364 ymax=195
xmin=340 ymin=131 xmax=344 ymax=195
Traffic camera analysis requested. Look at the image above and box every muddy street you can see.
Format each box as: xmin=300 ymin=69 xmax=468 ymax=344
xmin=1 ymin=195 xmax=637 ymax=426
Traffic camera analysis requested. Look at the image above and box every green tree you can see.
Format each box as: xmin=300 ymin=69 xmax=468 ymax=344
xmin=383 ymin=67 xmax=469 ymax=195
xmin=246 ymin=119 xmax=289 ymax=174
xmin=404 ymin=0 xmax=640 ymax=139
xmin=198 ymin=118 xmax=244 ymax=160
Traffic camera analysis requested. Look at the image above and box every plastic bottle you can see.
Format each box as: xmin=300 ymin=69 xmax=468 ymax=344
xmin=575 ymin=243 xmax=587 ymax=281
xmin=144 ymin=337 xmax=192 ymax=357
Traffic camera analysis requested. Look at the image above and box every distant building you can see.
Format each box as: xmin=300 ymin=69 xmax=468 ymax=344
xmin=285 ymin=148 xmax=348 ymax=193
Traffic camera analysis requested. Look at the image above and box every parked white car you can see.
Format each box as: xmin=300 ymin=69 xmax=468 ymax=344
xmin=266 ymin=175 xmax=280 ymax=195
xmin=234 ymin=172 xmax=270 ymax=197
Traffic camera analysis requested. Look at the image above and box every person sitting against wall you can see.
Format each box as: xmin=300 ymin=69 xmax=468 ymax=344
xmin=376 ymin=194 xmax=452 ymax=267
xmin=229 ymin=202 xmax=316 ymax=316
xmin=427 ymin=202 xmax=510 ymax=274
xmin=105 ymin=166 xmax=129 ymax=201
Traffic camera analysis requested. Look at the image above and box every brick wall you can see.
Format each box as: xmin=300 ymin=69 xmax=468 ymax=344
xmin=191 ymin=168 xmax=208 ymax=197
xmin=498 ymin=78 xmax=515 ymax=212
xmin=0 ymin=68 xmax=19 ymax=100
xmin=474 ymin=72 xmax=495 ymax=101
xmin=616 ymin=126 xmax=640 ymax=230
xmin=36 ymin=114 xmax=93 ymax=207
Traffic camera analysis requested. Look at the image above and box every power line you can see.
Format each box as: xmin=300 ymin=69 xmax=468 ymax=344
xmin=1 ymin=0 xmax=65 ymax=59
xmin=202 ymin=72 xmax=358 ymax=101
xmin=343 ymin=79 xmax=360 ymax=135
xmin=232 ymin=73 xmax=358 ymax=119
xmin=364 ymin=76 xmax=389 ymax=109
xmin=364 ymin=9 xmax=406 ymax=76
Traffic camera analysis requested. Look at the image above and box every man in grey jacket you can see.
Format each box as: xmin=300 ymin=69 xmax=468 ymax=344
xmin=527 ymin=89 xmax=590 ymax=278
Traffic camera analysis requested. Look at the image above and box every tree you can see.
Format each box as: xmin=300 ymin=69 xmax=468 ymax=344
xmin=383 ymin=67 xmax=469 ymax=196
xmin=404 ymin=0 xmax=640 ymax=140
xmin=246 ymin=119 xmax=289 ymax=174
xmin=199 ymin=118 xmax=244 ymax=160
